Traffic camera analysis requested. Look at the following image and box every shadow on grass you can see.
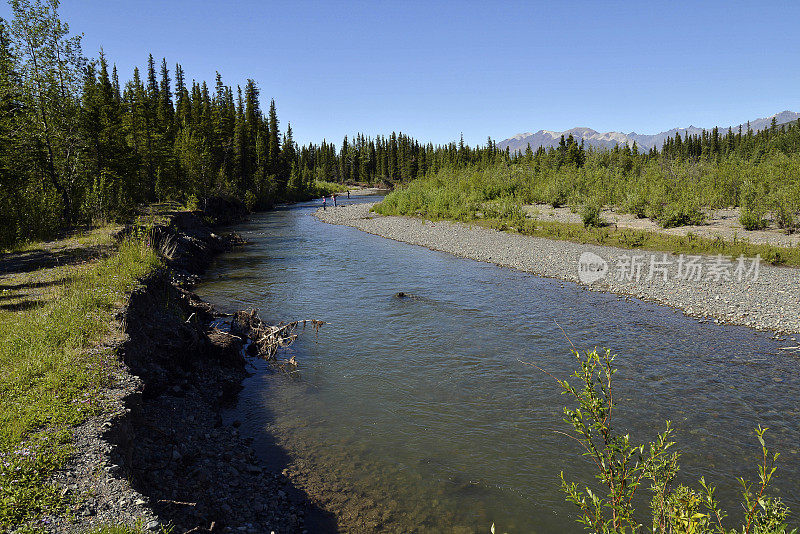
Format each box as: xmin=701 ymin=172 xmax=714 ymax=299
xmin=0 ymin=277 xmax=73 ymax=292
xmin=0 ymin=244 xmax=115 ymax=276
xmin=0 ymin=299 xmax=47 ymax=312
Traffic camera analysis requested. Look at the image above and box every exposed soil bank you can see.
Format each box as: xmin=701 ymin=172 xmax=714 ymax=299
xmin=44 ymin=206 xmax=332 ymax=533
xmin=316 ymin=203 xmax=800 ymax=336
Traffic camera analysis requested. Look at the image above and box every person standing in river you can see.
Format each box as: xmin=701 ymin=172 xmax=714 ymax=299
xmin=333 ymin=193 xmax=337 ymax=207
xmin=322 ymin=196 xmax=326 ymax=210
xmin=347 ymin=190 xmax=350 ymax=199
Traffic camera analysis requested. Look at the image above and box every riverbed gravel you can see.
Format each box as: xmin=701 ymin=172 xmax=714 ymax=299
xmin=316 ymin=202 xmax=800 ymax=336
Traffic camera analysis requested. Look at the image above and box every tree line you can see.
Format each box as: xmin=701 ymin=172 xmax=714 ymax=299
xmin=512 ymin=116 xmax=800 ymax=169
xmin=0 ymin=0 xmax=512 ymax=249
xmin=295 ymin=133 xmax=510 ymax=185
xmin=2 ymin=0 xmax=799 ymax=249
xmin=0 ymin=0 xmax=307 ymax=248
xmin=315 ymin=115 xmax=800 ymax=197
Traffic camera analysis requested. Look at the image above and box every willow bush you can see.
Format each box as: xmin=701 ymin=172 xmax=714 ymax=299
xmin=557 ymin=349 xmax=795 ymax=534
xmin=377 ymin=150 xmax=800 ymax=234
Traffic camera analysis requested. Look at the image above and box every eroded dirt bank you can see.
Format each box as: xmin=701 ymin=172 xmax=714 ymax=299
xmin=44 ymin=205 xmax=333 ymax=533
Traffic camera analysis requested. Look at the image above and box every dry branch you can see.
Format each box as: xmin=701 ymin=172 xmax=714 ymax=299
xmin=230 ymin=309 xmax=327 ymax=365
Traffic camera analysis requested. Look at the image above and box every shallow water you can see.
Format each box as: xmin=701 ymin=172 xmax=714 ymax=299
xmin=196 ymin=196 xmax=800 ymax=533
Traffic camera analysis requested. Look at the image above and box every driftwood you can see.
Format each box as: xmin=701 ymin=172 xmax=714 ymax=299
xmin=231 ymin=309 xmax=326 ymax=369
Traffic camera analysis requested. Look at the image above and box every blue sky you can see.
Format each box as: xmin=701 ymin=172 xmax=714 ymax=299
xmin=3 ymin=1 xmax=799 ymax=146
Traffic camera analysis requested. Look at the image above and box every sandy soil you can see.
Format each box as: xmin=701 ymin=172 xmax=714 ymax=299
xmin=523 ymin=204 xmax=800 ymax=248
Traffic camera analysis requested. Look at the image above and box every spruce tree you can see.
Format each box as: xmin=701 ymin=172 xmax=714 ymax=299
xmin=267 ymin=98 xmax=280 ymax=178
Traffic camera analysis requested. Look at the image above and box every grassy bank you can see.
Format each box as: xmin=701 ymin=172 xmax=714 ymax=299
xmin=374 ymin=165 xmax=800 ymax=267
xmin=0 ymin=237 xmax=160 ymax=530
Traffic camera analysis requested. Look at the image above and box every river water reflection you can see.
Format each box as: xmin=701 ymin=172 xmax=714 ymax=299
xmin=197 ymin=195 xmax=799 ymax=533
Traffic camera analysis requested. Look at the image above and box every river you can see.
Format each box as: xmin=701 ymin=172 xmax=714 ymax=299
xmin=196 ymin=194 xmax=800 ymax=533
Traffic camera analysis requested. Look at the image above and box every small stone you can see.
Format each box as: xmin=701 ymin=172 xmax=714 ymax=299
xmin=135 ymin=498 xmax=147 ymax=506
xmin=146 ymin=520 xmax=160 ymax=530
xmin=80 ymin=505 xmax=96 ymax=517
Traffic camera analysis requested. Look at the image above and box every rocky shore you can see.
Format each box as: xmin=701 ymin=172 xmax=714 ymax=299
xmin=316 ymin=202 xmax=800 ymax=336
xmin=44 ymin=205 xmax=323 ymax=533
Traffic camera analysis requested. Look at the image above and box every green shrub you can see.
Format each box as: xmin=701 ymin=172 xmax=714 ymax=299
xmin=622 ymin=192 xmax=648 ymax=218
xmin=659 ymin=203 xmax=705 ymax=228
xmin=309 ymin=180 xmax=348 ymax=198
xmin=557 ymin=348 xmax=795 ymax=534
xmin=740 ymin=210 xmax=767 ymax=231
xmin=581 ymin=202 xmax=605 ymax=228
xmin=774 ymin=207 xmax=796 ymax=234
xmin=546 ymin=181 xmax=569 ymax=208
xmin=772 ymin=192 xmax=797 ymax=234
xmin=764 ymin=248 xmax=785 ymax=265
xmin=515 ymin=217 xmax=537 ymax=234
xmin=184 ymin=194 xmax=200 ymax=211
xmin=243 ymin=190 xmax=257 ymax=211
xmin=619 ymin=230 xmax=646 ymax=248
xmin=483 ymin=197 xmax=522 ymax=221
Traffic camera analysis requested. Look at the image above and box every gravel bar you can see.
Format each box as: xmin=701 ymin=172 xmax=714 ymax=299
xmin=316 ymin=202 xmax=800 ymax=336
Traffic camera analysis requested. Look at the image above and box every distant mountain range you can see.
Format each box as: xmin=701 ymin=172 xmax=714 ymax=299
xmin=497 ymin=110 xmax=800 ymax=153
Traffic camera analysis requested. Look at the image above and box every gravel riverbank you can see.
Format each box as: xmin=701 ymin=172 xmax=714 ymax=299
xmin=316 ymin=202 xmax=800 ymax=336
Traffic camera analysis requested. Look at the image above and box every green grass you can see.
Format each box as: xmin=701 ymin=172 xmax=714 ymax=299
xmin=1 ymin=225 xmax=122 ymax=255
xmin=0 ymin=239 xmax=160 ymax=531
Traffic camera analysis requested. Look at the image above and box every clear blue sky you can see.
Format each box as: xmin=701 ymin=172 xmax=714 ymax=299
xmin=3 ymin=1 xmax=799 ymax=146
